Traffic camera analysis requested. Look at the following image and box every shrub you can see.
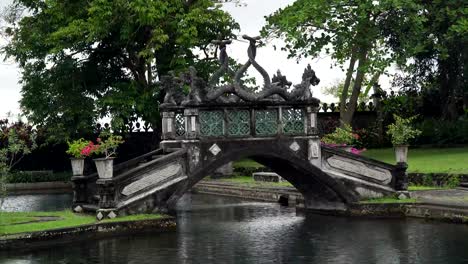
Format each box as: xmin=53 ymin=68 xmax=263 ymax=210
xmin=94 ymin=131 xmax=125 ymax=158
xmin=66 ymin=139 xmax=91 ymax=158
xmin=387 ymin=115 xmax=421 ymax=145
xmin=322 ymin=124 xmax=359 ymax=145
xmin=422 ymin=174 xmax=434 ymax=186
xmin=445 ymin=174 xmax=460 ymax=188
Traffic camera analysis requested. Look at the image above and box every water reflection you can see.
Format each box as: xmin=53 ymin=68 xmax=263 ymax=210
xmin=1 ymin=193 xmax=468 ymax=264
xmin=1 ymin=193 xmax=72 ymax=212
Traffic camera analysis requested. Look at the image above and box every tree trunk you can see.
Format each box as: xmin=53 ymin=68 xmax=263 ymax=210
xmin=341 ymin=49 xmax=368 ymax=126
xmin=339 ymin=49 xmax=357 ymax=126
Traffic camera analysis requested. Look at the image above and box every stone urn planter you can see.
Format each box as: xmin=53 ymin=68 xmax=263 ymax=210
xmin=94 ymin=157 xmax=115 ymax=179
xmin=70 ymin=158 xmax=85 ymax=176
xmin=394 ymin=145 xmax=409 ymax=163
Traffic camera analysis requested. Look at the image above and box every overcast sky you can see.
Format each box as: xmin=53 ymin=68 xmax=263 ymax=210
xmin=0 ymin=0 xmax=393 ymax=119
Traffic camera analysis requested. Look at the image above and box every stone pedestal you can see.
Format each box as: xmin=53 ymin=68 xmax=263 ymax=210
xmin=253 ymin=172 xmax=284 ymax=182
xmin=394 ymin=162 xmax=408 ymax=191
xmin=71 ymin=176 xmax=86 ymax=202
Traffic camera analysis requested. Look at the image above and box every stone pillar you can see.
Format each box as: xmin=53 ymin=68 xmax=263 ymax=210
xmin=306 ymin=107 xmax=319 ymax=135
xmin=96 ymin=179 xmax=116 ymax=209
xmin=184 ymin=109 xmax=199 ymax=139
xmin=394 ymin=162 xmax=408 ymax=191
xmin=308 ymin=137 xmax=322 ymax=169
xmin=71 ymin=176 xmax=89 ymax=212
xmin=162 ymin=111 xmax=176 ymax=140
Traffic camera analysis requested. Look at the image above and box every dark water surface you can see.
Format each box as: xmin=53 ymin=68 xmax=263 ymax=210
xmin=1 ymin=193 xmax=468 ymax=264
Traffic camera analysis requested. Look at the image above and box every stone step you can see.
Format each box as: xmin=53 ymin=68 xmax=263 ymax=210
xmin=459 ymin=182 xmax=468 ymax=188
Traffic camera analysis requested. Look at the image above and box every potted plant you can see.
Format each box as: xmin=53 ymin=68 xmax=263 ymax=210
xmin=66 ymin=139 xmax=93 ymax=176
xmin=387 ymin=114 xmax=421 ymax=163
xmin=93 ymin=132 xmax=124 ymax=179
xmin=321 ymin=124 xmax=361 ymax=153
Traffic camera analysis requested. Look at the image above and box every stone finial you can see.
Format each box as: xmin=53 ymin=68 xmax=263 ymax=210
xmin=272 ymin=70 xmax=292 ymax=88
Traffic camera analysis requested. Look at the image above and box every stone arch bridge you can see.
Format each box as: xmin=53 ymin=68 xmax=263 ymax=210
xmin=72 ymin=36 xmax=407 ymax=219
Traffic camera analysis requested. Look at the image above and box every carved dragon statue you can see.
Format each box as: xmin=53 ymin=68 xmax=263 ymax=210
xmin=161 ymin=35 xmax=320 ymax=106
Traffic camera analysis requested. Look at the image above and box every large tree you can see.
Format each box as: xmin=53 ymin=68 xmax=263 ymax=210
xmin=2 ymin=0 xmax=239 ymax=141
xmin=388 ymin=0 xmax=467 ymax=119
xmin=262 ymin=0 xmax=422 ymax=125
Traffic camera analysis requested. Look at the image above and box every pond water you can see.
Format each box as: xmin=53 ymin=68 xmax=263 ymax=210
xmin=1 ymin=193 xmax=468 ymax=264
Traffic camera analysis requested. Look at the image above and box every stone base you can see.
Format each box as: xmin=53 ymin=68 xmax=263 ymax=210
xmin=253 ymin=172 xmax=284 ymax=182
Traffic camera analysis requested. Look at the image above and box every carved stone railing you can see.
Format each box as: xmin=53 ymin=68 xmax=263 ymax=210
xmin=160 ymin=101 xmax=320 ymax=141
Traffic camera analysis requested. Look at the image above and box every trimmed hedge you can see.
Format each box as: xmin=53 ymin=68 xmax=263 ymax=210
xmin=5 ymin=171 xmax=72 ymax=183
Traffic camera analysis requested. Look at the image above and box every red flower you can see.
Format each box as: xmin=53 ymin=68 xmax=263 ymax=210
xmin=353 ymin=134 xmax=360 ymax=140
xmin=80 ymin=142 xmax=99 ymax=157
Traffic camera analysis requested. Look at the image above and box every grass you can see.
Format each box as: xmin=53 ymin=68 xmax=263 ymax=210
xmin=360 ymin=197 xmax=418 ymax=204
xmin=233 ymin=159 xmax=264 ymax=169
xmin=0 ymin=211 xmax=164 ymax=236
xmin=209 ymin=175 xmax=293 ymax=188
xmin=363 ymin=147 xmax=468 ymax=174
xmin=407 ymin=185 xmax=448 ymax=191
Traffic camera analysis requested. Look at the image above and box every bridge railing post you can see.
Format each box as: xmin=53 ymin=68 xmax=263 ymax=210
xmin=184 ymin=108 xmax=199 ymax=139
xmin=306 ymin=106 xmax=319 ymax=135
xmin=162 ymin=111 xmax=176 ymax=140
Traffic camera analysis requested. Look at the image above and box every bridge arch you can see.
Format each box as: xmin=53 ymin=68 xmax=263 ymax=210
xmin=167 ymin=140 xmax=359 ymax=211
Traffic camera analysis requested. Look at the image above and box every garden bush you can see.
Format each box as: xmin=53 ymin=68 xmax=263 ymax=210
xmin=5 ymin=171 xmax=71 ymax=183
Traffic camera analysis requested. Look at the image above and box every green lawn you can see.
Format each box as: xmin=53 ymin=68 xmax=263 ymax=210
xmin=209 ymin=175 xmax=293 ymax=188
xmin=407 ymin=185 xmax=448 ymax=191
xmin=360 ymin=197 xmax=418 ymax=204
xmin=363 ymin=148 xmax=468 ymax=174
xmin=233 ymin=159 xmax=264 ymax=169
xmin=0 ymin=211 xmax=163 ymax=236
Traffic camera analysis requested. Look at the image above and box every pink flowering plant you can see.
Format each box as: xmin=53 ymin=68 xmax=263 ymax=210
xmin=321 ymin=124 xmax=366 ymax=154
xmin=94 ymin=131 xmax=124 ymax=159
xmin=81 ymin=141 xmax=99 ymax=157
xmin=66 ymin=139 xmax=93 ymax=158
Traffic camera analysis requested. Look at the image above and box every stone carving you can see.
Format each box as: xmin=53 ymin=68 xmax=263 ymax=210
xmin=289 ymin=64 xmax=320 ymax=101
xmin=209 ymin=143 xmax=222 ymax=156
xmin=160 ymin=73 xmax=185 ymax=106
xmin=159 ymin=36 xmax=321 ymax=106
xmin=121 ymin=163 xmax=183 ymax=196
xmin=182 ymin=67 xmax=206 ymax=105
xmin=327 ymin=155 xmax=392 ymax=184
xmin=272 ymin=70 xmax=292 ymax=88
xmin=289 ymin=141 xmax=300 ymax=152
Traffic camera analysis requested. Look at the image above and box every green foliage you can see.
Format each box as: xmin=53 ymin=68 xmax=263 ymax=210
xmin=322 ymin=124 xmax=358 ymax=145
xmin=66 ymin=138 xmax=89 ymax=158
xmin=322 ymin=78 xmax=369 ymax=103
xmin=262 ymin=0 xmax=423 ymax=123
xmin=387 ymin=115 xmax=421 ymax=145
xmin=416 ymin=118 xmax=468 ymax=145
xmin=94 ymin=131 xmax=124 ymax=158
xmin=2 ymin=0 xmax=239 ymax=141
xmin=445 ymin=174 xmax=461 ymax=189
xmin=422 ymin=174 xmax=434 ymax=187
xmin=4 ymin=171 xmax=71 ymax=184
